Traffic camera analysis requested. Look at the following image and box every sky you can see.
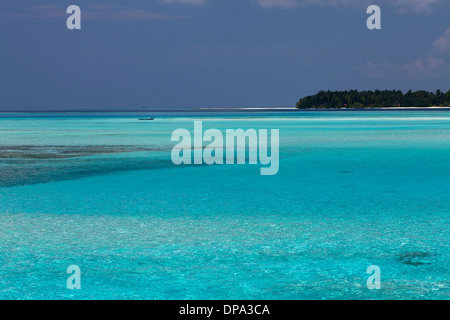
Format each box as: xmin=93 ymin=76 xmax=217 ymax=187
xmin=0 ymin=0 xmax=449 ymax=110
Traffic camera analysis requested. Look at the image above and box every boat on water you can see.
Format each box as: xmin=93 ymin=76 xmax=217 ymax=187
xmin=139 ymin=117 xmax=155 ymax=121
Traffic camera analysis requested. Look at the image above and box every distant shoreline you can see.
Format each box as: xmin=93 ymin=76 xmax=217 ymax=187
xmin=296 ymin=90 xmax=450 ymax=109
xmin=1 ymin=107 xmax=450 ymax=113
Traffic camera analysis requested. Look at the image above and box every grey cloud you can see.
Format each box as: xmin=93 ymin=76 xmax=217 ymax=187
xmin=362 ymin=28 xmax=450 ymax=79
xmin=163 ymin=0 xmax=205 ymax=4
xmin=254 ymin=0 xmax=442 ymax=12
xmin=2 ymin=4 xmax=184 ymax=21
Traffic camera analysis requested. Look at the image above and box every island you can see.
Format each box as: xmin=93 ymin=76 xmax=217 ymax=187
xmin=296 ymin=90 xmax=450 ymax=109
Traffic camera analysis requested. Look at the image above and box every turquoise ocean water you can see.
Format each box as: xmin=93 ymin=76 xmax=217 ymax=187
xmin=0 ymin=111 xmax=449 ymax=299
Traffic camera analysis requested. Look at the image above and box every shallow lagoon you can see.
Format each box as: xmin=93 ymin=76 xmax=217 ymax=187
xmin=0 ymin=111 xmax=449 ymax=299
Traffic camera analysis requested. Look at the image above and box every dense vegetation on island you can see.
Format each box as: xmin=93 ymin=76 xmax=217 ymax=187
xmin=296 ymin=90 xmax=450 ymax=109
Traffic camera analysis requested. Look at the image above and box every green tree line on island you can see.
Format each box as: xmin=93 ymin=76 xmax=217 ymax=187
xmin=296 ymin=90 xmax=450 ymax=109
